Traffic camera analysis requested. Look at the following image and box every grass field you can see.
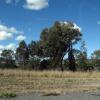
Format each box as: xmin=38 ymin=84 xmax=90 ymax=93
xmin=0 ymin=69 xmax=100 ymax=95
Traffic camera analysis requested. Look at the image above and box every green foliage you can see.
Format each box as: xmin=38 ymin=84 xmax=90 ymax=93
xmin=28 ymin=41 xmax=43 ymax=57
xmin=0 ymin=50 xmax=16 ymax=69
xmin=0 ymin=20 xmax=83 ymax=71
xmin=63 ymin=60 xmax=71 ymax=71
xmin=76 ymin=41 xmax=89 ymax=71
xmin=27 ymin=57 xmax=40 ymax=70
xmin=77 ymin=52 xmax=88 ymax=71
xmin=91 ymin=50 xmax=100 ymax=70
xmin=68 ymin=42 xmax=76 ymax=71
xmin=92 ymin=50 xmax=100 ymax=59
xmin=40 ymin=21 xmax=82 ymax=71
xmin=0 ymin=92 xmax=16 ymax=98
xmin=1 ymin=49 xmax=14 ymax=60
xmin=16 ymin=40 xmax=29 ymax=68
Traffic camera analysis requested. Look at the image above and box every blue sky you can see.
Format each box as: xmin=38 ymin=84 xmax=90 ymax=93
xmin=0 ymin=0 xmax=100 ymax=56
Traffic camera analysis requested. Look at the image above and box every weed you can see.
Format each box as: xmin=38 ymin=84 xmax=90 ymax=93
xmin=0 ymin=92 xmax=16 ymax=98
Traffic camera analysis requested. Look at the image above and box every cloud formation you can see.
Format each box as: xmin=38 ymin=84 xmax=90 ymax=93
xmin=0 ymin=43 xmax=16 ymax=53
xmin=5 ymin=0 xmax=20 ymax=4
xmin=4 ymin=0 xmax=49 ymax=10
xmin=0 ymin=31 xmax=13 ymax=40
xmin=0 ymin=23 xmax=26 ymax=53
xmin=73 ymin=23 xmax=82 ymax=32
xmin=0 ymin=24 xmax=23 ymax=40
xmin=5 ymin=0 xmax=12 ymax=4
xmin=97 ymin=21 xmax=100 ymax=25
xmin=63 ymin=21 xmax=82 ymax=32
xmin=23 ymin=0 xmax=49 ymax=10
xmin=16 ymin=35 xmax=26 ymax=41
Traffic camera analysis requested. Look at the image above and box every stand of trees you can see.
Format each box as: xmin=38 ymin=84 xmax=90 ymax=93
xmin=0 ymin=21 xmax=100 ymax=71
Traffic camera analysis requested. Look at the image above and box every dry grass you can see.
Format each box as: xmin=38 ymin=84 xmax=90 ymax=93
xmin=0 ymin=69 xmax=100 ymax=94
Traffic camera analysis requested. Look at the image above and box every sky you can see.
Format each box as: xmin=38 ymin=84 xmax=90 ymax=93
xmin=0 ymin=0 xmax=100 ymax=57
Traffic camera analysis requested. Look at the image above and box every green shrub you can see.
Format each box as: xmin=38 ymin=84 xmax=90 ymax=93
xmin=0 ymin=92 xmax=16 ymax=98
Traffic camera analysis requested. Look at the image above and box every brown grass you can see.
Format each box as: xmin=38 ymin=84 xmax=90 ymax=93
xmin=0 ymin=69 xmax=100 ymax=94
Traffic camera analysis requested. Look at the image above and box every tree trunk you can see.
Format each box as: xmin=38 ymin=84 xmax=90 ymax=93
xmin=60 ymin=57 xmax=64 ymax=72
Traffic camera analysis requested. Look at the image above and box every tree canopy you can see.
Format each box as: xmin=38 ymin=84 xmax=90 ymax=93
xmin=39 ymin=21 xmax=82 ymax=71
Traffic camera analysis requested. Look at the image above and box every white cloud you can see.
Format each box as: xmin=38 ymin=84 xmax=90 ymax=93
xmin=0 ymin=43 xmax=18 ymax=54
xmin=23 ymin=0 xmax=49 ymax=10
xmin=0 ymin=31 xmax=13 ymax=40
xmin=62 ymin=21 xmax=82 ymax=32
xmin=5 ymin=0 xmax=12 ymax=4
xmin=16 ymin=35 xmax=26 ymax=41
xmin=6 ymin=43 xmax=17 ymax=50
xmin=0 ymin=24 xmax=22 ymax=34
xmin=73 ymin=23 xmax=82 ymax=32
xmin=97 ymin=21 xmax=100 ymax=25
xmin=0 ymin=24 xmax=23 ymax=40
xmin=5 ymin=0 xmax=20 ymax=4
xmin=0 ymin=43 xmax=16 ymax=51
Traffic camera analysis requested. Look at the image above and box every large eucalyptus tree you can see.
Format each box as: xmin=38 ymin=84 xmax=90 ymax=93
xmin=40 ymin=21 xmax=82 ymax=71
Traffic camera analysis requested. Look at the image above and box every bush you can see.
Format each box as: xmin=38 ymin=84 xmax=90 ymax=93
xmin=27 ymin=58 xmax=40 ymax=70
xmin=0 ymin=58 xmax=17 ymax=69
xmin=0 ymin=92 xmax=16 ymax=98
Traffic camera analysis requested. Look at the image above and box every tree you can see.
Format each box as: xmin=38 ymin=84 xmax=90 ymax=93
xmin=91 ymin=50 xmax=100 ymax=70
xmin=0 ymin=49 xmax=16 ymax=69
xmin=16 ymin=40 xmax=29 ymax=69
xmin=1 ymin=49 xmax=14 ymax=60
xmin=92 ymin=50 xmax=100 ymax=59
xmin=77 ymin=41 xmax=88 ymax=71
xmin=40 ymin=21 xmax=82 ymax=71
xmin=28 ymin=41 xmax=37 ymax=57
xmin=28 ymin=41 xmax=43 ymax=70
xmin=68 ymin=42 xmax=76 ymax=71
xmin=28 ymin=41 xmax=43 ymax=58
xmin=27 ymin=57 xmax=40 ymax=70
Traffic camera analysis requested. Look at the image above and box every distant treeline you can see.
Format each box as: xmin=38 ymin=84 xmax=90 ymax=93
xmin=0 ymin=21 xmax=100 ymax=71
